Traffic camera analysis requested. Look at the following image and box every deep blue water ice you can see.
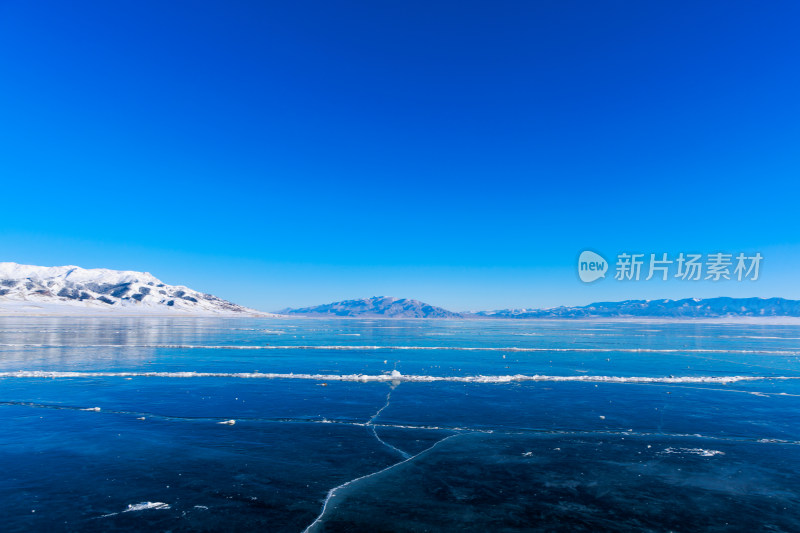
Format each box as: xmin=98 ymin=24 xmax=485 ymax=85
xmin=1 ymin=317 xmax=800 ymax=531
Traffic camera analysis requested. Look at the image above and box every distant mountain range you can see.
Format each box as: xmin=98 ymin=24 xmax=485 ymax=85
xmin=2 ymin=262 xmax=798 ymax=319
xmin=283 ymin=296 xmax=800 ymax=319
xmin=280 ymin=296 xmax=461 ymax=318
xmin=475 ymin=297 xmax=800 ymax=318
xmin=0 ymin=262 xmax=270 ymax=316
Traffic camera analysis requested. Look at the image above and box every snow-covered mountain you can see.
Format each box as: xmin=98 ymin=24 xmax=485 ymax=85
xmin=283 ymin=296 xmax=800 ymax=320
xmin=0 ymin=262 xmax=270 ymax=316
xmin=280 ymin=296 xmax=463 ymax=318
xmin=475 ymin=297 xmax=800 ymax=318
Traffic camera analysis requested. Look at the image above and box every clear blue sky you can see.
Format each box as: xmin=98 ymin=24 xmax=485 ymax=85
xmin=1 ymin=1 xmax=798 ymax=311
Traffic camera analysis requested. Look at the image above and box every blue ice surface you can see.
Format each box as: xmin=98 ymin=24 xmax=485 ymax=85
xmin=1 ymin=317 xmax=799 ymax=531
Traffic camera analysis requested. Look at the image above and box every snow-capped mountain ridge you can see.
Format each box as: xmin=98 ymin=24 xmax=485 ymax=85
xmin=0 ymin=263 xmax=161 ymax=286
xmin=475 ymin=297 xmax=800 ymax=318
xmin=0 ymin=262 xmax=267 ymax=316
xmin=284 ymin=296 xmax=800 ymax=319
xmin=281 ymin=296 xmax=462 ymax=318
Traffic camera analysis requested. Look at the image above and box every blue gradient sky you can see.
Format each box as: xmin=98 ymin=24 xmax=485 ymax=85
xmin=1 ymin=1 xmax=798 ymax=312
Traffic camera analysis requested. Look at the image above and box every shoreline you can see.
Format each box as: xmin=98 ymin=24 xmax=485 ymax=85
xmin=2 ymin=308 xmax=800 ymax=324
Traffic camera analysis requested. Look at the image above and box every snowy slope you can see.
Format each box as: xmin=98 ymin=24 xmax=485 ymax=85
xmin=0 ymin=262 xmax=272 ymax=316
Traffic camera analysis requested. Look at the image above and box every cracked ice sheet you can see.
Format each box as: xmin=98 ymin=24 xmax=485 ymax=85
xmin=0 ymin=402 xmax=408 ymax=532
xmin=311 ymin=432 xmax=800 ymax=532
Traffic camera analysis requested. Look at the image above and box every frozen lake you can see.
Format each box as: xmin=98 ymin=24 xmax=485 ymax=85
xmin=2 ymin=317 xmax=799 ymax=531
